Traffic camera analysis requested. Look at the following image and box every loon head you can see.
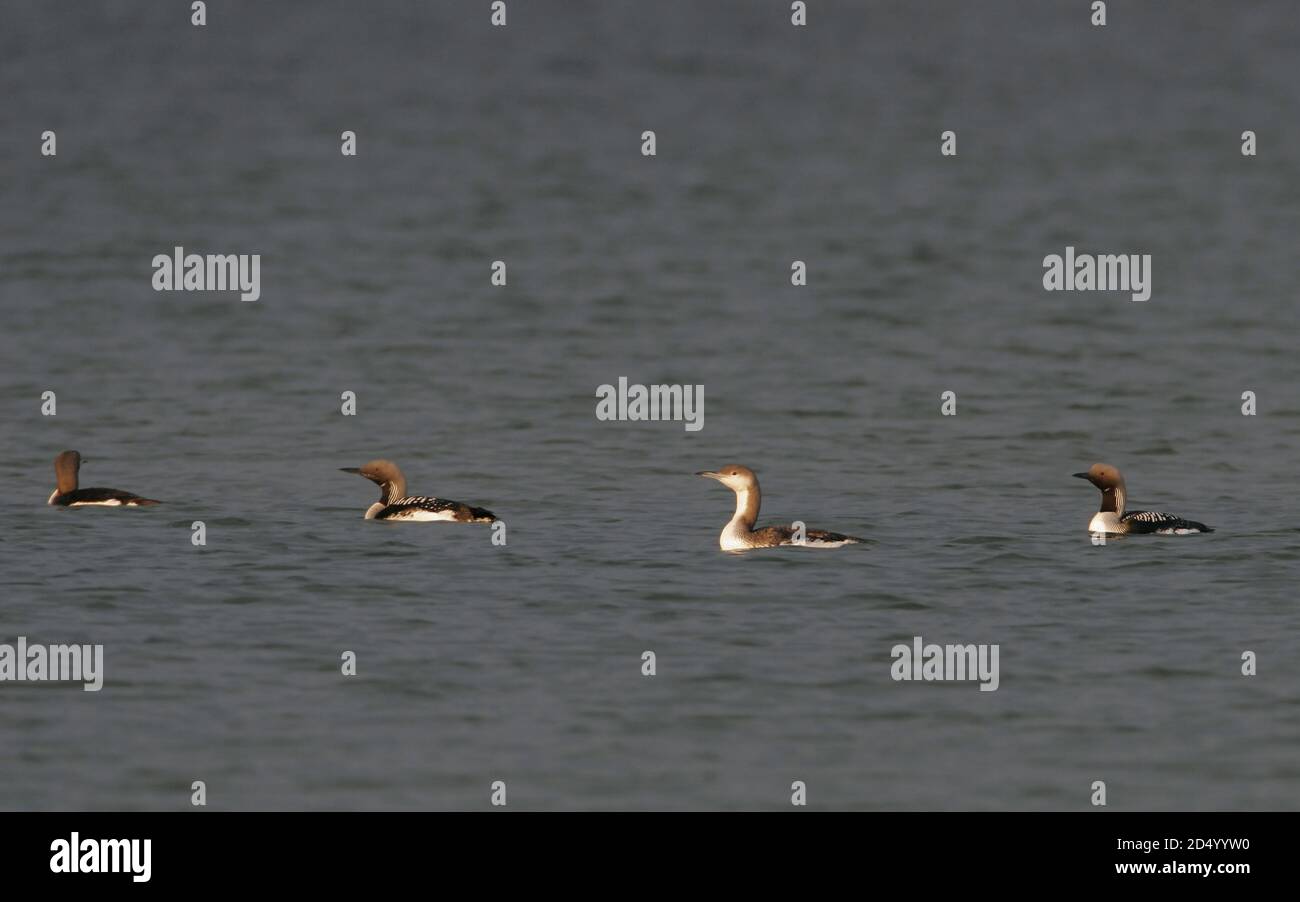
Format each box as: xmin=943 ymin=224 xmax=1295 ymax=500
xmin=696 ymin=464 xmax=759 ymax=494
xmin=1073 ymin=462 xmax=1125 ymax=491
xmin=1073 ymin=462 xmax=1127 ymax=513
xmin=53 ymin=450 xmax=83 ymax=493
xmin=341 ymin=459 xmax=407 ymax=504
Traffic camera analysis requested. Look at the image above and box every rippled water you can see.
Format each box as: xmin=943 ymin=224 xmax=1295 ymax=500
xmin=2 ymin=1 xmax=1298 ymax=809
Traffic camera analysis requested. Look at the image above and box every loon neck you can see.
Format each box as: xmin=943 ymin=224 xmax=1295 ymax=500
xmin=728 ymin=485 xmax=760 ymax=532
xmin=1099 ymin=484 xmax=1126 ymax=516
xmin=380 ymin=476 xmax=407 ymax=505
xmin=54 ymin=461 xmax=79 ymax=494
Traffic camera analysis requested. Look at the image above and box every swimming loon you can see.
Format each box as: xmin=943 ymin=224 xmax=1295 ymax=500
xmin=1073 ymin=463 xmax=1212 ymax=535
xmin=341 ymin=459 xmax=496 ymax=522
xmin=47 ymin=450 xmax=161 ymax=507
xmin=696 ymin=464 xmax=863 ymax=551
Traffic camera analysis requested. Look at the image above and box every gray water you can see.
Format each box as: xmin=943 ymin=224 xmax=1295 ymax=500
xmin=2 ymin=0 xmax=1298 ymax=810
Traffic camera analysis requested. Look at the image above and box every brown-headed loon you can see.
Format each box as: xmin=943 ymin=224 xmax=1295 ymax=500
xmin=47 ymin=450 xmax=161 ymax=507
xmin=696 ymin=464 xmax=863 ymax=551
xmin=341 ymin=459 xmax=496 ymax=523
xmin=1074 ymin=462 xmax=1212 ymax=535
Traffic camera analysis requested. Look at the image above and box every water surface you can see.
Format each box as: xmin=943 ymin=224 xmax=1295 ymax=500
xmin=1 ymin=0 xmax=1298 ymax=810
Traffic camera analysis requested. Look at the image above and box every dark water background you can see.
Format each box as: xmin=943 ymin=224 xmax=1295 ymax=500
xmin=1 ymin=1 xmax=1298 ymax=809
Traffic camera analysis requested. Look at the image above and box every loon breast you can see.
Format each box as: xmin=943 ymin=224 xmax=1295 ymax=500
xmin=1088 ymin=511 xmax=1123 ymax=534
xmin=720 ymin=521 xmax=763 ymax=550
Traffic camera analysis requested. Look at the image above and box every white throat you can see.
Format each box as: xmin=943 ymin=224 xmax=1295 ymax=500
xmin=730 ymin=487 xmax=753 ymax=524
xmin=718 ymin=486 xmax=757 ymax=550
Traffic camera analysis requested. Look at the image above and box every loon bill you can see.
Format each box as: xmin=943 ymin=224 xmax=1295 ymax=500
xmin=1073 ymin=462 xmax=1212 ymax=535
xmin=341 ymin=459 xmax=496 ymax=523
xmin=47 ymin=450 xmax=161 ymax=507
xmin=696 ymin=464 xmax=863 ymax=551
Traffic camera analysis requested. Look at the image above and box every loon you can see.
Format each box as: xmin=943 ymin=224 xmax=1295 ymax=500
xmin=696 ymin=464 xmax=863 ymax=551
xmin=47 ymin=450 xmax=161 ymax=507
xmin=1073 ymin=462 xmax=1212 ymax=535
xmin=341 ymin=459 xmax=496 ymax=523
